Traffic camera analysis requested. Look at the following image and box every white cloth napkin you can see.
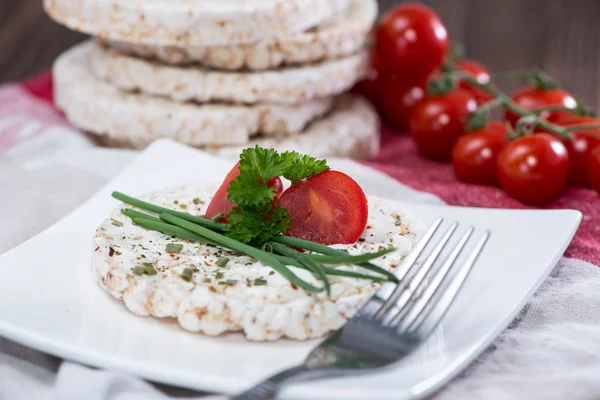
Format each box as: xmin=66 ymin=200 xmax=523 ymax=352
xmin=2 ymin=125 xmax=600 ymax=400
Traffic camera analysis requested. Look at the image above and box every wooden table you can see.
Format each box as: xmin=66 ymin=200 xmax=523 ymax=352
xmin=1 ymin=0 xmax=598 ymax=112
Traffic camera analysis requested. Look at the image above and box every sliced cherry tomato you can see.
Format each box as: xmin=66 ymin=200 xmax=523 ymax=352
xmin=410 ymin=88 xmax=478 ymax=161
xmin=381 ymin=74 xmax=427 ymax=131
xmin=278 ymin=171 xmax=368 ymax=245
xmin=590 ymin=146 xmax=600 ymax=195
xmin=451 ymin=121 xmax=508 ymax=186
xmin=497 ymin=133 xmax=570 ymax=205
xmin=505 ymin=87 xmax=577 ymax=126
xmin=549 ymin=115 xmax=600 ymax=186
xmin=353 ymin=49 xmax=388 ymax=108
xmin=205 ymin=163 xmax=283 ymax=222
xmin=376 ymin=3 xmax=449 ymax=77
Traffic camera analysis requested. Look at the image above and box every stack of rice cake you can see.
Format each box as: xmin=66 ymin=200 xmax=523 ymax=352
xmin=46 ymin=0 xmax=380 ymax=159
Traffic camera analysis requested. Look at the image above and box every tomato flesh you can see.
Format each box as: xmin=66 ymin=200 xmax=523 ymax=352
xmin=278 ymin=171 xmax=368 ymax=245
xmin=205 ymin=163 xmax=283 ymax=222
xmin=451 ymin=121 xmax=508 ymax=186
xmin=497 ymin=133 xmax=570 ymax=205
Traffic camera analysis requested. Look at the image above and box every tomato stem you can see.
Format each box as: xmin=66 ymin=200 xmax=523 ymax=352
xmin=465 ymin=97 xmax=504 ymax=132
xmin=564 ymin=124 xmax=600 ymax=132
xmin=452 ymin=71 xmax=573 ymax=140
xmin=491 ymin=69 xmax=559 ymax=90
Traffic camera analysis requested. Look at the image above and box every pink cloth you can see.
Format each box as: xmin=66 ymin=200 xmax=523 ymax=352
xmin=6 ymin=71 xmax=599 ymax=266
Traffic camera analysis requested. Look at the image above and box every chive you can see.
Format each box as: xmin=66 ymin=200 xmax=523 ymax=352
xmin=181 ymin=268 xmax=193 ymax=281
xmin=112 ymin=192 xmax=226 ymax=231
xmin=253 ymin=278 xmax=268 ymax=286
xmin=273 ymin=255 xmax=388 ymax=282
xmin=215 ymin=271 xmax=224 ymax=279
xmin=180 ymin=204 xmax=188 ymax=210
xmin=159 ymin=213 xmax=322 ymax=293
xmin=121 ymin=208 xmax=162 ymax=224
xmin=166 ymin=243 xmax=184 ymax=253
xmin=216 ymin=257 xmax=230 ymax=267
xmin=211 ymin=212 xmax=225 ymax=222
xmin=272 ymin=235 xmax=399 ymax=283
xmin=132 ymin=263 xmax=157 ymax=276
xmin=261 ymin=243 xmax=274 ymax=253
xmin=219 ymin=279 xmax=237 ymax=286
xmin=193 ymin=198 xmax=202 ymax=205
xmin=132 ymin=218 xmax=220 ymax=246
xmin=111 ymin=219 xmax=124 ymax=227
xmin=304 ymin=248 xmax=394 ymax=265
xmin=270 ymin=242 xmax=330 ymax=296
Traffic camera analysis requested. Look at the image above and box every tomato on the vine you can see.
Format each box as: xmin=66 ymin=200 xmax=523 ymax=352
xmin=497 ymin=133 xmax=570 ymax=205
xmin=376 ymin=3 xmax=449 ymax=77
xmin=590 ymin=147 xmax=600 ymax=195
xmin=410 ymin=88 xmax=478 ymax=161
xmin=453 ymin=60 xmax=494 ymax=105
xmin=505 ymin=87 xmax=577 ymax=126
xmin=353 ymin=49 xmax=388 ymax=108
xmin=381 ymin=74 xmax=427 ymax=130
xmin=550 ymin=115 xmax=600 ymax=187
xmin=451 ymin=121 xmax=508 ymax=186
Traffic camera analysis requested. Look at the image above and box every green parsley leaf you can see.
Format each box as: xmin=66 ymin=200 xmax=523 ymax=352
xmin=226 ymin=204 xmax=291 ymax=245
xmin=280 ymin=151 xmax=330 ymax=185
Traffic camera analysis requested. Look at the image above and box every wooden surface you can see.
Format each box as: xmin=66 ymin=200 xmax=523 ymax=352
xmin=0 ymin=0 xmax=598 ymax=110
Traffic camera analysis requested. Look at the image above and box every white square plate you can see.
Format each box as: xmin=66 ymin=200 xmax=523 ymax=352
xmin=0 ymin=140 xmax=581 ymax=399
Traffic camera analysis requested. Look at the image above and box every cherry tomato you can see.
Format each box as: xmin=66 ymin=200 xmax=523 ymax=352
xmin=205 ymin=163 xmax=284 ymax=222
xmin=497 ymin=133 xmax=570 ymax=205
xmin=550 ymin=115 xmax=600 ymax=186
xmin=451 ymin=121 xmax=508 ymax=186
xmin=376 ymin=3 xmax=449 ymax=77
xmin=410 ymin=88 xmax=478 ymax=161
xmin=505 ymin=87 xmax=577 ymax=126
xmin=278 ymin=171 xmax=368 ymax=245
xmin=454 ymin=60 xmax=494 ymax=105
xmin=353 ymin=49 xmax=388 ymax=108
xmin=590 ymin=146 xmax=600 ymax=195
xmin=381 ymin=74 xmax=427 ymax=130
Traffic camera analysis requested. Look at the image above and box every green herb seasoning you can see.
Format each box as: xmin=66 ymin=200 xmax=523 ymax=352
xmin=211 ymin=212 xmax=225 ymax=222
xmin=132 ymin=262 xmax=157 ymax=276
xmin=215 ymin=271 xmax=224 ymax=280
xmin=192 ymin=198 xmax=203 ymax=205
xmin=253 ymin=278 xmax=268 ymax=286
xmin=180 ymin=204 xmax=188 ymax=210
xmin=111 ymin=219 xmax=124 ymax=227
xmin=181 ymin=268 xmax=193 ymax=282
xmin=216 ymin=257 xmax=230 ymax=267
xmin=165 ymin=243 xmax=184 ymax=253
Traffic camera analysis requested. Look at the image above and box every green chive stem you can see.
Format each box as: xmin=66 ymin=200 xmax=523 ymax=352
xmin=159 ymin=213 xmax=322 ymax=293
xmin=112 ymin=192 xmax=226 ymax=231
xmin=270 ymin=242 xmax=330 ymax=296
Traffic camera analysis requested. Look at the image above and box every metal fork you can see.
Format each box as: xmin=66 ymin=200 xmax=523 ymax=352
xmin=232 ymin=218 xmax=490 ymax=400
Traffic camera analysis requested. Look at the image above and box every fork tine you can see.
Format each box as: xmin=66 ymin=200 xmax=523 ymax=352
xmin=374 ymin=221 xmax=458 ymax=322
xmin=409 ymin=231 xmax=491 ymax=336
xmin=391 ymin=227 xmax=474 ymax=330
xmin=353 ymin=218 xmax=443 ymax=320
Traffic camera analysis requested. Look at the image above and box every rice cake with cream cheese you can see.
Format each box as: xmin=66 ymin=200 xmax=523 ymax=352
xmin=93 ymin=188 xmax=426 ymax=341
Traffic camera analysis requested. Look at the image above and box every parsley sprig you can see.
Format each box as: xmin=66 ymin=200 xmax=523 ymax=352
xmin=225 ymin=146 xmax=330 ymax=246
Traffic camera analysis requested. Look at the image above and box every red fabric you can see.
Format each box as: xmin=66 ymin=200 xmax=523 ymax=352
xmin=22 ymin=71 xmax=54 ymax=104
xmin=20 ymin=71 xmax=600 ymax=266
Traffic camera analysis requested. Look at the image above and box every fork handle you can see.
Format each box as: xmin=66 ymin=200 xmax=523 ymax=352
xmin=231 ymin=365 xmax=314 ymax=400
